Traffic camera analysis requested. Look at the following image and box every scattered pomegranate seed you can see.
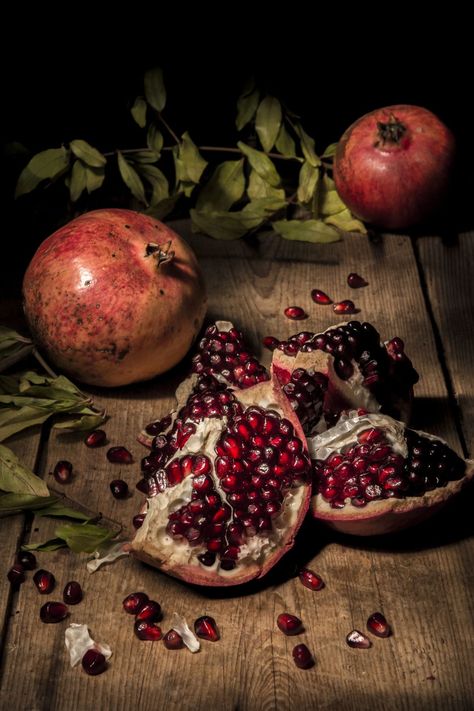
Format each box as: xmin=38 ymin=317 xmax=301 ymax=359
xmin=347 ymin=272 xmax=368 ymax=288
xmin=123 ymin=592 xmax=149 ymax=615
xmin=311 ymin=289 xmax=332 ymax=305
xmin=17 ymin=551 xmax=37 ymax=570
xmin=109 ymin=479 xmax=129 ymax=499
xmin=82 ymin=648 xmax=107 ymax=675
xmin=367 ymin=612 xmax=392 ymax=638
xmin=84 ymin=429 xmax=107 ymax=448
xmin=333 ymin=300 xmax=358 ymax=315
xmin=277 ymin=613 xmax=303 ymax=636
xmin=262 ymin=336 xmax=280 ymax=351
xmin=284 ymin=306 xmax=308 ymax=321
xmin=298 ymin=568 xmax=325 ymax=591
xmin=53 ymin=460 xmax=73 ymax=484
xmin=63 ymin=581 xmax=83 ymax=605
xmin=40 ymin=601 xmax=68 ymax=623
xmin=135 ymin=600 xmax=162 ymax=623
xmin=134 ymin=620 xmax=162 ymax=641
xmin=292 ymin=643 xmax=315 ymax=669
xmin=7 ymin=564 xmax=25 ymax=587
xmin=33 ymin=569 xmax=55 ymax=594
xmin=132 ymin=513 xmax=146 ymax=529
xmin=107 ymin=446 xmax=133 ymax=464
xmin=163 ymin=629 xmax=185 ymax=650
xmin=346 ymin=630 xmax=372 ymax=649
xmin=194 ymin=615 xmax=220 ymax=641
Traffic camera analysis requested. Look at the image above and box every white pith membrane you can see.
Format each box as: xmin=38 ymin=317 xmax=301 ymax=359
xmin=170 ymin=612 xmax=200 ymax=652
xmin=65 ymin=624 xmax=112 ymax=667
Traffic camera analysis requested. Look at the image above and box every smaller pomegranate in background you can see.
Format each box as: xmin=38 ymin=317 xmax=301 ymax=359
xmin=333 ymin=105 xmax=455 ymax=229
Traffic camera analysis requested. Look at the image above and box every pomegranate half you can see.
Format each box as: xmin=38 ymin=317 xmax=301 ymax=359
xmin=23 ymin=209 xmax=207 ymax=386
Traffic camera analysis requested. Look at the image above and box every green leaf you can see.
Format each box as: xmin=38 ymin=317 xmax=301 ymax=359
xmin=34 ymin=501 xmax=90 ymax=520
xmin=69 ymin=160 xmax=87 ymax=202
xmin=236 ymin=80 xmax=260 ymax=131
xmin=85 ymin=165 xmax=105 ymax=194
xmin=319 ymin=188 xmax=347 ymax=216
xmin=242 ymin=198 xmax=287 ymax=218
xmin=129 ymin=150 xmax=160 ymax=164
xmin=322 ymin=142 xmax=338 ymax=158
xmin=174 ymin=133 xmax=208 ymax=185
xmin=117 ymin=151 xmax=148 ymax=205
xmin=297 ymin=162 xmax=320 ymax=204
xmin=191 ymin=209 xmax=264 ymax=241
xmin=15 ymin=147 xmax=70 ymax=198
xmin=294 ymin=123 xmax=321 ymax=167
xmin=70 ymin=139 xmax=106 ymax=168
xmin=54 ymin=522 xmax=115 ymax=553
xmin=273 ymin=219 xmax=341 ymax=243
xmin=144 ymin=67 xmax=166 ymax=112
xmin=53 ymin=411 xmax=106 ymax=432
xmin=0 ymin=328 xmax=33 ymax=373
xmin=237 ymin=142 xmax=281 ymax=188
xmin=136 ymin=164 xmax=169 ymax=206
xmin=0 ymin=493 xmax=57 ymax=517
xmin=248 ymin=170 xmax=286 ymax=201
xmin=131 ymin=96 xmax=147 ymax=128
xmin=146 ymin=193 xmax=181 ymax=220
xmin=21 ymin=538 xmax=67 ymax=552
xmin=0 ymin=405 xmax=50 ymax=442
xmin=275 ymin=123 xmax=297 ymax=157
xmin=325 ymin=209 xmax=368 ymax=235
xmin=196 ymin=160 xmax=245 ymax=211
xmin=255 ymin=96 xmax=282 ymax=152
xmin=0 ymin=444 xmax=49 ymax=496
xmin=147 ymin=124 xmax=164 ymax=154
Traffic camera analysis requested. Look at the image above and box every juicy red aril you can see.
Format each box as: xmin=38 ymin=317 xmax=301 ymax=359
xmin=33 ymin=569 xmax=55 ymax=594
xmin=133 ymin=513 xmax=146 ymax=529
xmin=63 ymin=581 xmax=83 ymax=605
xmin=53 ymin=460 xmax=72 ymax=484
xmin=110 ymin=479 xmax=129 ymax=499
xmin=82 ymin=648 xmax=107 ymax=675
xmin=136 ymin=600 xmax=162 ymax=622
xmin=107 ymin=446 xmax=133 ymax=464
xmin=333 ymin=300 xmax=358 ymax=315
xmin=347 ymin=272 xmax=368 ymax=288
xmin=40 ymin=601 xmax=68 ymax=623
xmin=163 ymin=629 xmax=184 ymax=649
xmin=17 ymin=551 xmax=37 ymax=570
xmin=367 ymin=611 xmax=392 ymax=638
xmin=84 ymin=429 xmax=107 ymax=447
xmin=292 ymin=644 xmax=315 ymax=669
xmin=284 ymin=306 xmax=308 ymax=320
xmin=346 ymin=630 xmax=372 ymax=648
xmin=299 ymin=568 xmax=325 ymax=591
xmin=123 ymin=591 xmax=149 ymax=614
xmin=277 ymin=613 xmax=303 ymax=635
xmin=7 ymin=564 xmax=25 ymax=587
xmin=134 ymin=620 xmax=162 ymax=641
xmin=194 ymin=615 xmax=220 ymax=641
xmin=311 ymin=289 xmax=332 ymax=305
xmin=263 ymin=336 xmax=280 ymax=351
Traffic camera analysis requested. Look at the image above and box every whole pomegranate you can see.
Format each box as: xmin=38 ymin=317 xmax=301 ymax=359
xmin=23 ymin=209 xmax=207 ymax=386
xmin=333 ymin=105 xmax=455 ymax=229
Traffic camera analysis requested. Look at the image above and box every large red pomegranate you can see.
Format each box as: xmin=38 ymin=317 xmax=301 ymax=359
xmin=333 ymin=105 xmax=455 ymax=229
xmin=23 ymin=209 xmax=207 ymax=386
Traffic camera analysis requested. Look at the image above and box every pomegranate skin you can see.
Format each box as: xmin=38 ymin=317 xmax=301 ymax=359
xmin=23 ymin=209 xmax=207 ymax=387
xmin=333 ymin=105 xmax=455 ymax=229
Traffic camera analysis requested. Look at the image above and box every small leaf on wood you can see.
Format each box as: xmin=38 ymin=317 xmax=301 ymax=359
xmin=34 ymin=502 xmax=90 ymax=520
xmin=196 ymin=160 xmax=245 ymax=212
xmin=0 ymin=493 xmax=57 ymax=517
xmin=131 ymin=96 xmax=147 ymax=128
xmin=248 ymin=170 xmax=286 ymax=201
xmin=325 ymin=209 xmax=368 ymax=234
xmin=273 ymin=219 xmax=341 ymax=243
xmin=136 ymin=164 xmax=169 ymax=206
xmin=242 ymin=197 xmax=287 ymax=218
xmin=294 ymin=123 xmax=321 ymax=167
xmin=275 ymin=123 xmax=297 ymax=157
xmin=54 ymin=522 xmax=116 ymax=554
xmin=0 ymin=443 xmax=49 ymax=497
xmin=144 ymin=67 xmax=166 ymax=112
xmin=15 ymin=147 xmax=70 ymax=198
xmin=117 ymin=151 xmax=148 ymax=205
xmin=53 ymin=411 xmax=107 ymax=432
xmin=69 ymin=160 xmax=88 ymax=202
xmin=236 ymin=79 xmax=260 ymax=131
xmin=21 ymin=538 xmax=67 ymax=551
xmin=70 ymin=139 xmax=106 ymax=168
xmin=297 ymin=162 xmax=320 ymax=204
xmin=147 ymin=124 xmax=164 ymax=154
xmin=255 ymin=96 xmax=282 ymax=152
xmin=191 ymin=209 xmax=264 ymax=241
xmin=237 ymin=142 xmax=281 ymax=188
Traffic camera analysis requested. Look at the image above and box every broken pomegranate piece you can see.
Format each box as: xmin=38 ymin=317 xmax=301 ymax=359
xmin=346 ymin=630 xmax=372 ymax=649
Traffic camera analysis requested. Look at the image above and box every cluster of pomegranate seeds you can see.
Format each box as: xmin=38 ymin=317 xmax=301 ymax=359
xmin=298 ymin=568 xmax=325 ymax=591
xmin=311 ymin=289 xmax=332 ymax=305
xmin=282 ymin=367 xmax=328 ymax=434
xmin=277 ymin=613 xmax=303 ymax=635
xmin=333 ymin=300 xmax=358 ymax=315
xmin=346 ymin=630 xmax=372 ymax=649
xmin=191 ymin=323 xmax=269 ymax=389
xmin=194 ymin=615 xmax=220 ymax=641
xmin=284 ymin=306 xmax=308 ymax=320
xmin=107 ymin=446 xmax=133 ymax=464
xmin=82 ymin=649 xmax=107 ymax=675
xmin=63 ymin=581 xmax=83 ymax=605
xmin=33 ymin=569 xmax=55 ymax=594
xmin=367 ymin=612 xmax=392 ymax=637
xmin=110 ymin=479 xmax=129 ymax=499
xmin=122 ymin=591 xmax=163 ymax=642
xmin=40 ymin=601 xmax=68 ymax=623
xmin=292 ymin=643 xmax=315 ymax=669
xmin=84 ymin=429 xmax=107 ymax=448
xmin=53 ymin=460 xmax=73 ymax=484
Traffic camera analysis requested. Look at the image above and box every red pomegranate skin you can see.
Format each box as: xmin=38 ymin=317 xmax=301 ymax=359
xmin=333 ymin=105 xmax=455 ymax=229
xmin=23 ymin=209 xmax=207 ymax=386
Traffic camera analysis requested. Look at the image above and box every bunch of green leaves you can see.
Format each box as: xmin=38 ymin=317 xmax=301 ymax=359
xmin=14 ymin=69 xmax=366 ymax=242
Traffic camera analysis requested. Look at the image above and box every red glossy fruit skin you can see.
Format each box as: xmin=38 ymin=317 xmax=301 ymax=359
xmin=333 ymin=105 xmax=455 ymax=229
xmin=23 ymin=209 xmax=207 ymax=386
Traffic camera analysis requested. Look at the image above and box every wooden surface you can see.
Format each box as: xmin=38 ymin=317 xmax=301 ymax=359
xmin=1 ymin=222 xmax=473 ymax=710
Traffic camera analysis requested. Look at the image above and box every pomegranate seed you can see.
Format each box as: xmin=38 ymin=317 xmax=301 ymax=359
xmin=109 ymin=479 xmax=129 ymax=499
xmin=277 ymin=613 xmax=303 ymax=635
xmin=17 ymin=551 xmax=37 ymax=570
xmin=367 ymin=612 xmax=392 ymax=638
xmin=82 ymin=648 xmax=107 ymax=675
xmin=163 ymin=629 xmax=185 ymax=649
xmin=7 ymin=564 xmax=25 ymax=587
xmin=292 ymin=643 xmax=315 ymax=669
xmin=333 ymin=300 xmax=358 ymax=315
xmin=40 ymin=601 xmax=68 ymax=623
xmin=107 ymin=446 xmax=133 ymax=464
xmin=299 ymin=568 xmax=325 ymax=591
xmin=311 ymin=289 xmax=332 ymax=305
xmin=63 ymin=581 xmax=83 ymax=605
xmin=358 ymin=428 xmax=384 ymax=444
xmin=123 ymin=592 xmax=149 ymax=615
xmin=33 ymin=569 xmax=55 ymax=594
xmin=284 ymin=306 xmax=308 ymax=320
xmin=346 ymin=630 xmax=372 ymax=648
xmin=53 ymin=460 xmax=72 ymax=484
xmin=136 ymin=600 xmax=162 ymax=622
xmin=263 ymin=336 xmax=280 ymax=351
xmin=134 ymin=620 xmax=162 ymax=641
xmin=194 ymin=615 xmax=220 ymax=641
xmin=133 ymin=513 xmax=146 ymax=529
xmin=84 ymin=429 xmax=107 ymax=447
xmin=347 ymin=272 xmax=368 ymax=288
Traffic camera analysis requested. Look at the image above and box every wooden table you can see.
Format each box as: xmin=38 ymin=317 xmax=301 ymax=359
xmin=1 ymin=220 xmax=473 ymax=710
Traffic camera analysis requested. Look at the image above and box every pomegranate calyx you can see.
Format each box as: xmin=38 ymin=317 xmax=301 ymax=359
xmin=145 ymin=240 xmax=176 ymax=267
xmin=376 ymin=114 xmax=407 ymax=146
